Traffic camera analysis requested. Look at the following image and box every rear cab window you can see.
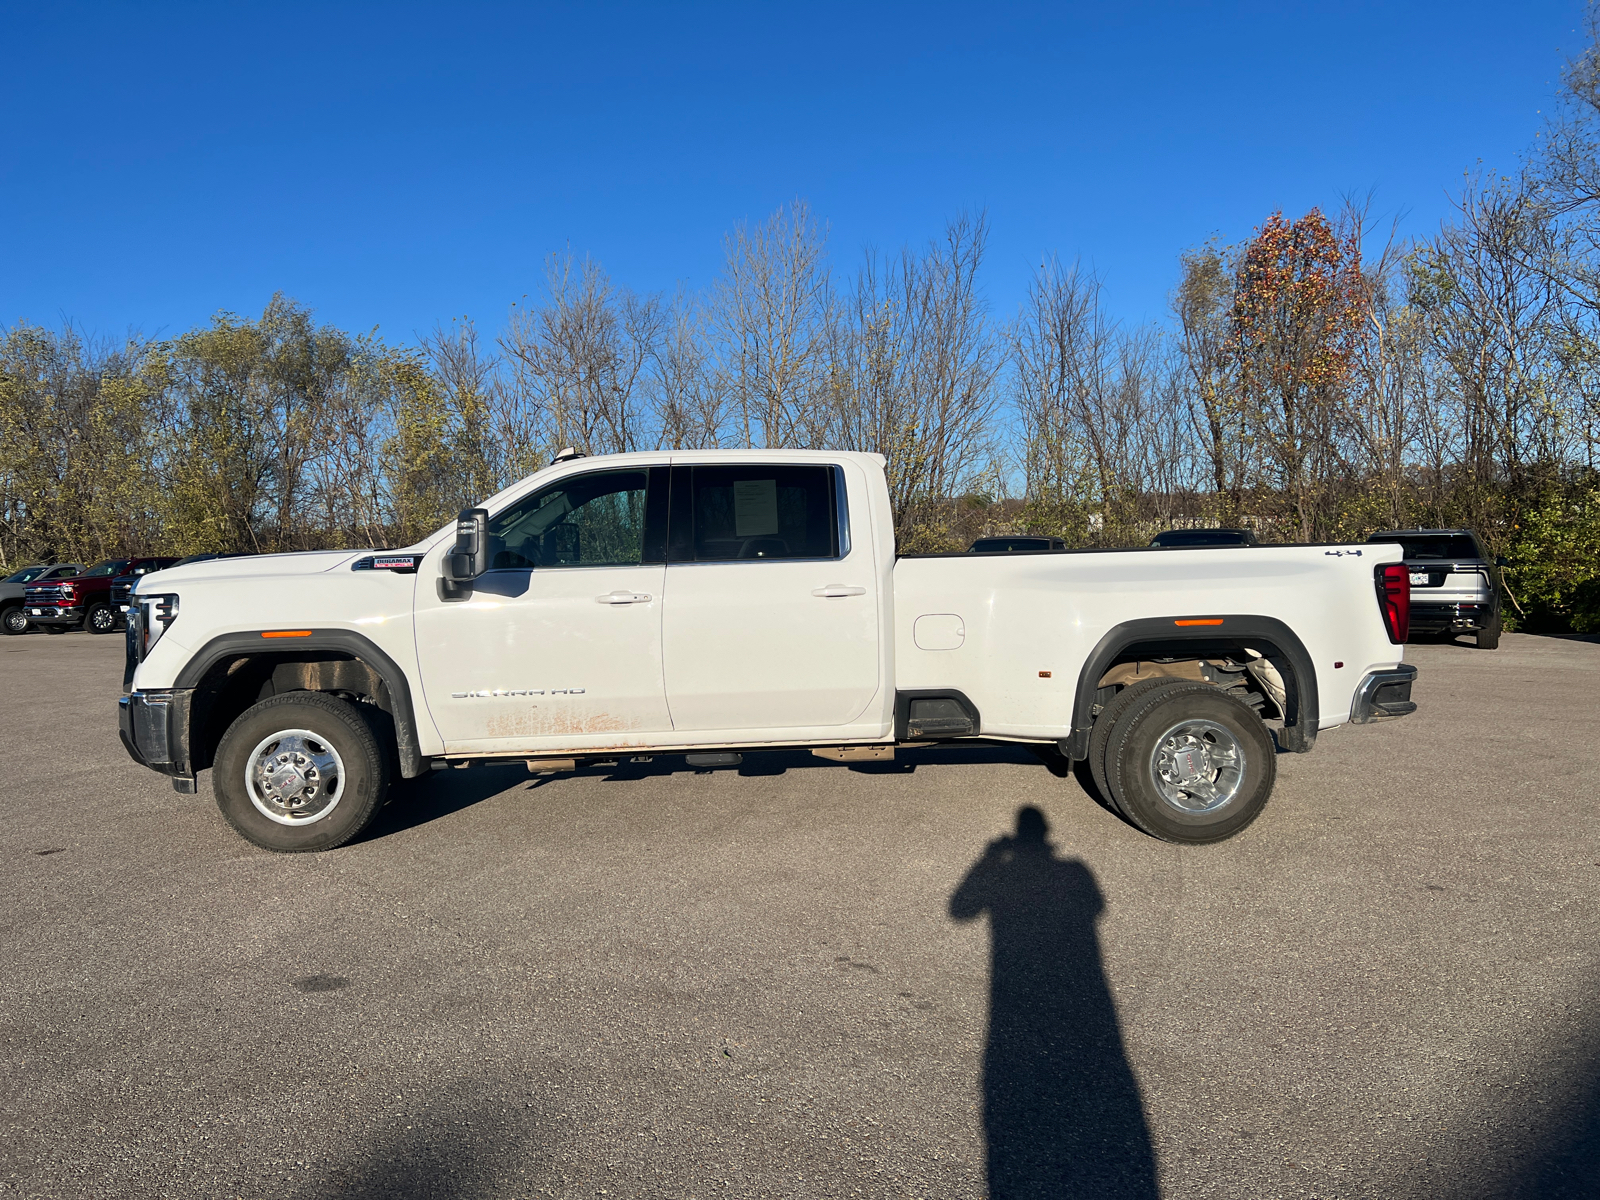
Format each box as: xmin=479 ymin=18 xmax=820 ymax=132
xmin=668 ymin=464 xmax=842 ymax=562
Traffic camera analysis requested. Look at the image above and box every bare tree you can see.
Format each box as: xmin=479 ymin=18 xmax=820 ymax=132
xmin=831 ymin=214 xmax=1001 ymax=545
xmin=1174 ymin=241 xmax=1246 ymax=517
xmin=647 ymin=288 xmax=727 ymax=449
xmin=501 ymin=254 xmax=658 ymax=462
xmin=709 ymin=201 xmax=834 ymax=449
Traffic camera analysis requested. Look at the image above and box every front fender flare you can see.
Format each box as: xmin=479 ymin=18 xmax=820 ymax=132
xmin=173 ymin=629 xmax=426 ymax=778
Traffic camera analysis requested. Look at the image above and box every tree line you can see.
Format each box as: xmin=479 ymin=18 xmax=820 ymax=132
xmin=5 ymin=29 xmax=1600 ymax=633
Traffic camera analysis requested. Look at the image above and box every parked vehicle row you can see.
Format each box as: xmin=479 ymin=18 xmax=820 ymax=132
xmin=5 ymin=553 xmax=257 ymax=635
xmin=2 ymin=563 xmax=83 ymax=635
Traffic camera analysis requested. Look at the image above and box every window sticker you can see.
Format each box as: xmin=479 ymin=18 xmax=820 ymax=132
xmin=733 ymin=479 xmax=779 ymax=537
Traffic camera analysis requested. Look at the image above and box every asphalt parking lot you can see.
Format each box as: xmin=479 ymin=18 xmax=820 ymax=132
xmin=2 ymin=631 xmax=1598 ymax=1199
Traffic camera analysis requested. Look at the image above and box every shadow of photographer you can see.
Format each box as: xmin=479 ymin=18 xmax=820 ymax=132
xmin=950 ymin=806 xmax=1158 ymax=1199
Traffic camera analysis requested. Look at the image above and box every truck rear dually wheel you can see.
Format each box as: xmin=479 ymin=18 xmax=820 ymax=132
xmin=1086 ymin=677 xmax=1191 ymax=815
xmin=212 ymin=692 xmax=390 ymax=853
xmin=1106 ymin=682 xmax=1275 ymax=844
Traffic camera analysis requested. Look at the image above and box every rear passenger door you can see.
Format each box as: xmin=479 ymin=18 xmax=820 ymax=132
xmin=660 ymin=462 xmax=881 ymax=733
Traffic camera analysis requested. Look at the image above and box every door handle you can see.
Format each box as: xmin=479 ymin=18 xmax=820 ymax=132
xmin=812 ymin=585 xmax=867 ymax=598
xmin=596 ymin=591 xmax=653 ymax=605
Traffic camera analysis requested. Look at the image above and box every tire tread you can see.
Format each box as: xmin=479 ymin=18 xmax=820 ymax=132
xmin=213 ymin=691 xmax=389 ymax=853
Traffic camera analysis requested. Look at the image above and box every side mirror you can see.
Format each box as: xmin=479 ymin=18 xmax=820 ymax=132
xmin=1494 ymin=555 xmax=1508 ymax=568
xmin=444 ymin=508 xmax=490 ymax=585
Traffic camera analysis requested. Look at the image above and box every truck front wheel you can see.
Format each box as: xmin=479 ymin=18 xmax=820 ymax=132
xmin=1105 ymin=682 xmax=1275 ymax=844
xmin=86 ymin=603 xmax=118 ymax=634
xmin=1 ymin=606 xmax=27 ymax=635
xmin=212 ymin=692 xmax=390 ymax=853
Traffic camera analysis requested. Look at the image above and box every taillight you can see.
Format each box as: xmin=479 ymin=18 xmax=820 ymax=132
xmin=1375 ymin=563 xmax=1410 ymax=644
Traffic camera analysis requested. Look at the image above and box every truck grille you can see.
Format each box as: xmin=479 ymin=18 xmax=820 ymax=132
xmin=25 ymin=585 xmax=74 ymax=604
xmin=110 ymin=582 xmax=132 ymax=606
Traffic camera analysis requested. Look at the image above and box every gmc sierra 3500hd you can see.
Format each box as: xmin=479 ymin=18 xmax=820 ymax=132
xmin=118 ymin=450 xmax=1419 ymax=853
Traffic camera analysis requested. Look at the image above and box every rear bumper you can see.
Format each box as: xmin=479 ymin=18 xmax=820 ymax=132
xmin=1350 ymin=665 xmax=1419 ymax=724
xmin=1409 ymin=601 xmax=1494 ymax=633
xmin=119 ymin=689 xmax=196 ymax=788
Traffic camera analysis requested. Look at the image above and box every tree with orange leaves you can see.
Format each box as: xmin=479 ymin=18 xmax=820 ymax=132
xmin=1227 ymin=209 xmax=1367 ymax=540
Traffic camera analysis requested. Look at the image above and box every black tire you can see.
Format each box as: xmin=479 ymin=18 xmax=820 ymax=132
xmin=1105 ymin=682 xmax=1276 ymax=844
xmin=1 ymin=606 xmax=27 ymax=636
xmin=212 ymin=692 xmax=391 ymax=853
xmin=85 ymin=603 xmax=118 ymax=635
xmin=1476 ymin=622 xmax=1500 ymax=650
xmin=43 ymin=624 xmax=70 ymax=635
xmin=1087 ymin=677 xmax=1192 ymax=814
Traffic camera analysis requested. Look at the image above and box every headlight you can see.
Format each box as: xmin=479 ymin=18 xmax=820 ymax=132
xmin=133 ymin=593 xmax=179 ymax=659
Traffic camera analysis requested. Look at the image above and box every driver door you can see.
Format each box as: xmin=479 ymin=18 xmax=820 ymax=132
xmin=414 ymin=465 xmax=672 ymax=753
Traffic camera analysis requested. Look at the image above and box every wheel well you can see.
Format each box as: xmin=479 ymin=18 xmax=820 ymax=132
xmin=1067 ymin=617 xmax=1319 ymax=759
xmin=188 ymin=652 xmax=395 ymax=773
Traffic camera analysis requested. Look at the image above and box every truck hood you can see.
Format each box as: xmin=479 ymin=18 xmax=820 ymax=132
xmin=136 ymin=550 xmax=369 ymax=591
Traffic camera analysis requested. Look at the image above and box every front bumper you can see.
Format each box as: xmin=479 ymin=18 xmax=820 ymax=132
xmin=1409 ymin=601 xmax=1494 ymax=633
xmin=26 ymin=605 xmax=83 ymax=626
xmin=1350 ymin=665 xmax=1419 ymax=724
xmin=119 ymin=689 xmax=197 ymax=791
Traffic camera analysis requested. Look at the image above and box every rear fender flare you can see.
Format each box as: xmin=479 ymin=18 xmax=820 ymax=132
xmin=1065 ymin=615 xmax=1318 ymax=759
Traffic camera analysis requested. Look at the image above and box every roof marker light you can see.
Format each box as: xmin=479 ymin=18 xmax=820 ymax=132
xmin=1174 ymin=618 xmax=1224 ymax=627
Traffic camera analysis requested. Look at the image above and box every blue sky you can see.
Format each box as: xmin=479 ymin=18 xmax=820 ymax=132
xmin=0 ymin=1 xmax=1586 ymax=343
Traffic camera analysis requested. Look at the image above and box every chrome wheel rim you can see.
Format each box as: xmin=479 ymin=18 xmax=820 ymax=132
xmin=246 ymin=729 xmax=346 ymax=827
xmin=2 ymin=610 xmax=26 ymax=633
xmin=1148 ymin=719 xmax=1245 ymax=814
xmin=89 ymin=607 xmax=116 ymax=632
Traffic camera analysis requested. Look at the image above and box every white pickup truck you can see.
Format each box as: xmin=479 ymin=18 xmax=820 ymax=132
xmin=119 ymin=450 xmax=1419 ymax=852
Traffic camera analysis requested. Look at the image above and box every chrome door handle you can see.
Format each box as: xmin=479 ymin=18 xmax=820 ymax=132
xmin=596 ymin=591 xmax=653 ymax=605
xmin=812 ymin=585 xmax=867 ymax=598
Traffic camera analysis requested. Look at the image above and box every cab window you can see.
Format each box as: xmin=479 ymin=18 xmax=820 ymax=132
xmin=670 ymin=464 xmax=840 ymax=562
xmin=487 ymin=469 xmax=650 ymax=569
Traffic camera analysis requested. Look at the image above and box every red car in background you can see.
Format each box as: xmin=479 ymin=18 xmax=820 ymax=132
xmin=24 ymin=557 xmax=179 ymax=634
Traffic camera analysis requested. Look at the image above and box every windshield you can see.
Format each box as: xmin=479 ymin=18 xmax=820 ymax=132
xmin=80 ymin=559 xmax=131 ymax=578
xmin=5 ymin=566 xmax=48 ymax=583
xmin=1367 ymin=534 xmax=1481 ymax=561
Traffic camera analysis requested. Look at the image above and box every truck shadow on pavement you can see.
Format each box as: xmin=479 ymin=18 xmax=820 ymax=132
xmin=359 ymin=744 xmax=1057 ymax=842
xmin=950 ymin=806 xmax=1159 ymax=1200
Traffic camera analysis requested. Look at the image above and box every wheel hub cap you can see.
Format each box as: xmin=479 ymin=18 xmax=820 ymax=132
xmin=1150 ymin=719 xmax=1246 ymax=814
xmin=247 ymin=731 xmax=345 ymax=826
